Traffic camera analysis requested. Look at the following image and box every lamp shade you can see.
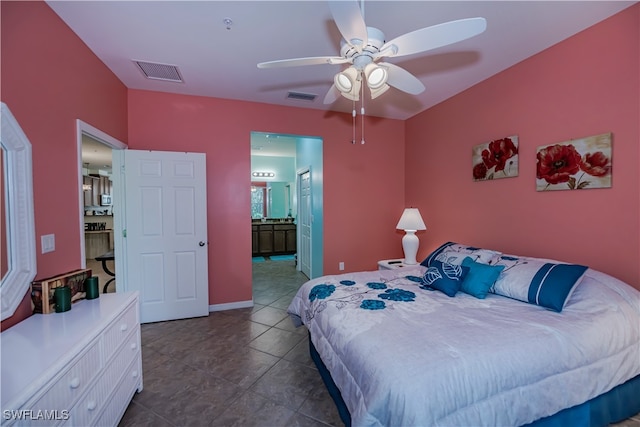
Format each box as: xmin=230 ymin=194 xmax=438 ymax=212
xmin=396 ymin=208 xmax=426 ymax=231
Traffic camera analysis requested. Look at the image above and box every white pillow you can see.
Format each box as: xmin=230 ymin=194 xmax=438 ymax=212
xmin=490 ymin=254 xmax=588 ymax=312
xmin=421 ymin=242 xmax=502 ymax=267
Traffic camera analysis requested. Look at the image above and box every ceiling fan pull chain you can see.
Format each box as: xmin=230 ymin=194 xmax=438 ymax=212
xmin=360 ymin=84 xmax=366 ymax=144
xmin=352 ymin=100 xmax=356 ymax=144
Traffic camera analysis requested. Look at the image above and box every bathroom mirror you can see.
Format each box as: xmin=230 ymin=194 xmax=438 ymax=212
xmin=1 ymin=102 xmax=36 ymax=321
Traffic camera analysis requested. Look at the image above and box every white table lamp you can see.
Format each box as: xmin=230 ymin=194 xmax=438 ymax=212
xmin=396 ymin=208 xmax=427 ymax=265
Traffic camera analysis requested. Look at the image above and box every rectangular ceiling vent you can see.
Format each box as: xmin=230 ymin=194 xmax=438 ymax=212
xmin=134 ymin=60 xmax=183 ymax=83
xmin=286 ymin=91 xmax=317 ymax=102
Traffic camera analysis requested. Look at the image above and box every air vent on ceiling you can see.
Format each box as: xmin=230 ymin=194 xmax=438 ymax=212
xmin=286 ymin=91 xmax=317 ymax=102
xmin=134 ymin=60 xmax=183 ymax=83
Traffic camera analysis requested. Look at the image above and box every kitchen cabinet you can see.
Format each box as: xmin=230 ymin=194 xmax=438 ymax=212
xmin=83 ymin=175 xmax=112 ymax=207
xmin=83 ymin=176 xmax=97 ymax=206
xmin=85 ymin=230 xmax=113 ymax=258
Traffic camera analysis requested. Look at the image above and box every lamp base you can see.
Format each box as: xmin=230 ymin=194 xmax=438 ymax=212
xmin=401 ymin=230 xmax=419 ymax=265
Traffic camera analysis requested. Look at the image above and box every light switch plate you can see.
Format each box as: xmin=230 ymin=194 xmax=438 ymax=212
xmin=41 ymin=234 xmax=55 ymax=254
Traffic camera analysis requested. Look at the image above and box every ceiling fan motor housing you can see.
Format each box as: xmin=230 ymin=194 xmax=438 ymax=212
xmin=340 ymin=27 xmax=386 ymax=68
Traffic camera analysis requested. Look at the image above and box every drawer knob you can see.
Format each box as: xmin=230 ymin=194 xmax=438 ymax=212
xmin=132 ymin=370 xmax=139 ymax=378
xmin=120 ymin=323 xmax=128 ymax=332
xmin=69 ymin=377 xmax=80 ymax=389
xmin=87 ymin=400 xmax=97 ymax=411
xmin=130 ymin=342 xmax=137 ymax=351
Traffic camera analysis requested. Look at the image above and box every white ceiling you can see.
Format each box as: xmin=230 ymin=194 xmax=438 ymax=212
xmin=47 ymin=1 xmax=635 ymax=122
xmin=251 ymin=132 xmax=298 ymax=157
xmin=82 ymin=135 xmax=113 ymax=172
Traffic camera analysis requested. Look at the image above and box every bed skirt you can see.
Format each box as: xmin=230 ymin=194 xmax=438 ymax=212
xmin=309 ymin=337 xmax=640 ymax=427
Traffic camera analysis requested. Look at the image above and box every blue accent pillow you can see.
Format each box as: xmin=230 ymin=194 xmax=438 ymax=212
xmin=422 ymin=260 xmax=469 ymax=297
xmin=460 ymin=257 xmax=505 ymax=299
xmin=491 ymin=255 xmax=588 ymax=312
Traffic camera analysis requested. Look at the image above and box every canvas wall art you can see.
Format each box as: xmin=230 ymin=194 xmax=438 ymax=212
xmin=472 ymin=135 xmax=519 ymax=181
xmin=536 ymin=132 xmax=612 ymax=191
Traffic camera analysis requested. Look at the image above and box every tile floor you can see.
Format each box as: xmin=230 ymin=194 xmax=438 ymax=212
xmin=107 ymin=257 xmax=640 ymax=427
xmin=118 ymin=259 xmax=343 ymax=426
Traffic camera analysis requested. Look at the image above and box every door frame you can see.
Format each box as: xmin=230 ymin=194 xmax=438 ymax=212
xmin=75 ymin=120 xmax=126 ymax=271
xmin=296 ymin=166 xmax=311 ymax=276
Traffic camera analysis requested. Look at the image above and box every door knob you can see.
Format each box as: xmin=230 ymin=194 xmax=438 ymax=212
xmin=199 ymin=241 xmax=206 ymax=247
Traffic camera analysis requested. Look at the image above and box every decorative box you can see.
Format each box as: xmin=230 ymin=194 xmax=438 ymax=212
xmin=31 ymin=269 xmax=92 ymax=314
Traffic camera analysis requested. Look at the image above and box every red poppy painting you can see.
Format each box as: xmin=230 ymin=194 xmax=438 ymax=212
xmin=536 ymin=133 xmax=612 ymax=191
xmin=472 ymin=135 xmax=519 ymax=181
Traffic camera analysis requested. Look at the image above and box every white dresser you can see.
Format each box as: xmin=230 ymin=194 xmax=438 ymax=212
xmin=1 ymin=292 xmax=142 ymax=426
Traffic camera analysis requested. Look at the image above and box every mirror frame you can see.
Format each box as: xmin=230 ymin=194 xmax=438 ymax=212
xmin=1 ymin=102 xmax=37 ymax=321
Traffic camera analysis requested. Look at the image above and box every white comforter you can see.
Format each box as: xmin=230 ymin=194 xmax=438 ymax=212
xmin=287 ymin=266 xmax=640 ymax=427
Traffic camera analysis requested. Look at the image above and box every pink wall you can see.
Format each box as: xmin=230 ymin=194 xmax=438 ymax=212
xmin=128 ymin=90 xmax=405 ymax=305
xmin=405 ymin=4 xmax=639 ymax=289
xmin=1 ymin=1 xmax=128 ymax=329
xmin=5 ymin=0 xmax=634 ymax=334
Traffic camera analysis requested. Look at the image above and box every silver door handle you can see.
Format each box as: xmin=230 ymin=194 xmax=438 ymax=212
xmin=199 ymin=241 xmax=206 ymax=247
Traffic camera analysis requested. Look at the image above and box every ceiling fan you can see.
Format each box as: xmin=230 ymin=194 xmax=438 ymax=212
xmin=257 ymin=0 xmax=487 ymax=104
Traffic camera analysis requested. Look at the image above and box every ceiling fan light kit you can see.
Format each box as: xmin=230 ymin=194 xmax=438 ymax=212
xmin=334 ymin=67 xmax=361 ymax=101
xmin=364 ymin=63 xmax=388 ymax=89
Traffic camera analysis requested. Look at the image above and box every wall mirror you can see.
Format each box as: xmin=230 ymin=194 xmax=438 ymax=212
xmin=1 ymin=102 xmax=37 ymax=321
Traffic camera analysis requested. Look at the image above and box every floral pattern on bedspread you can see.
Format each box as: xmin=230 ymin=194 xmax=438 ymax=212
xmin=290 ymin=267 xmax=505 ymax=345
xmin=287 ymin=266 xmax=640 ymax=427
xmin=304 ymin=275 xmax=418 ymax=322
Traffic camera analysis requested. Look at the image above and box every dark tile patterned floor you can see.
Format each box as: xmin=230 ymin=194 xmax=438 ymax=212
xmin=118 ymin=258 xmax=640 ymax=427
xmin=119 ymin=259 xmax=342 ymax=426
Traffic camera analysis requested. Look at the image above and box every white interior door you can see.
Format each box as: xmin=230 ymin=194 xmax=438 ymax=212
xmin=298 ymin=170 xmax=311 ymax=278
xmin=117 ymin=149 xmax=209 ymax=323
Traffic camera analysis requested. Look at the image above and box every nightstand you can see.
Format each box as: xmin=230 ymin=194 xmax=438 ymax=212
xmin=378 ymin=259 xmax=413 ymax=270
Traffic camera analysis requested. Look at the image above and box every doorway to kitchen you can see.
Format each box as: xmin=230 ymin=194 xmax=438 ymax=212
xmin=76 ymin=120 xmax=125 ymax=293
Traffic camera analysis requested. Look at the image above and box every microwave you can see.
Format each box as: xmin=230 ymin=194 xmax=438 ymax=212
xmin=100 ymin=194 xmax=112 ymax=206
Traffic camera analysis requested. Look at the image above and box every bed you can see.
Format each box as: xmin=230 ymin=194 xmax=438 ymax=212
xmin=287 ymin=242 xmax=640 ymax=426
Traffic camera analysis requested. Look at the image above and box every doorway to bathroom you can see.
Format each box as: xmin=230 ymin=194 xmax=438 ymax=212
xmin=250 ymin=131 xmax=323 ymax=295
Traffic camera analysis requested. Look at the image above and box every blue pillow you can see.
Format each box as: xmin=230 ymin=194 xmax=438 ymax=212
xmin=422 ymin=260 xmax=469 ymax=297
xmin=491 ymin=254 xmax=588 ymax=312
xmin=460 ymin=257 xmax=505 ymax=299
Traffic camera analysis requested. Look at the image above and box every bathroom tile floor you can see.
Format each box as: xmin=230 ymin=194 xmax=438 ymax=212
xmin=116 ymin=258 xmax=640 ymax=427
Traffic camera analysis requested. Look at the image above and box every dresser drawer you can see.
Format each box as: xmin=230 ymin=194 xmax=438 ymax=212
xmin=102 ymin=302 xmax=137 ymax=362
xmin=27 ymin=338 xmax=102 ymax=419
xmin=94 ymin=357 xmax=142 ymax=427
xmin=70 ymin=327 xmax=140 ymax=427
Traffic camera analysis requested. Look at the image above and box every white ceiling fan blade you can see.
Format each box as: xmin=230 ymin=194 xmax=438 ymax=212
xmin=258 ymin=56 xmax=347 ymax=69
xmin=384 ymin=63 xmax=425 ymax=95
xmin=323 ymin=84 xmax=341 ymax=104
xmin=380 ymin=17 xmax=487 ymax=58
xmin=328 ymin=0 xmax=368 ymax=47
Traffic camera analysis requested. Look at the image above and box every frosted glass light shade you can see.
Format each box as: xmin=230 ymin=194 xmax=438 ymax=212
xmin=334 ymin=67 xmax=361 ymax=101
xmin=364 ymin=63 xmax=388 ymax=89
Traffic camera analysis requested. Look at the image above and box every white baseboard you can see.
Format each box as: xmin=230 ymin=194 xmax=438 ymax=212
xmin=209 ymin=300 xmax=254 ymax=312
